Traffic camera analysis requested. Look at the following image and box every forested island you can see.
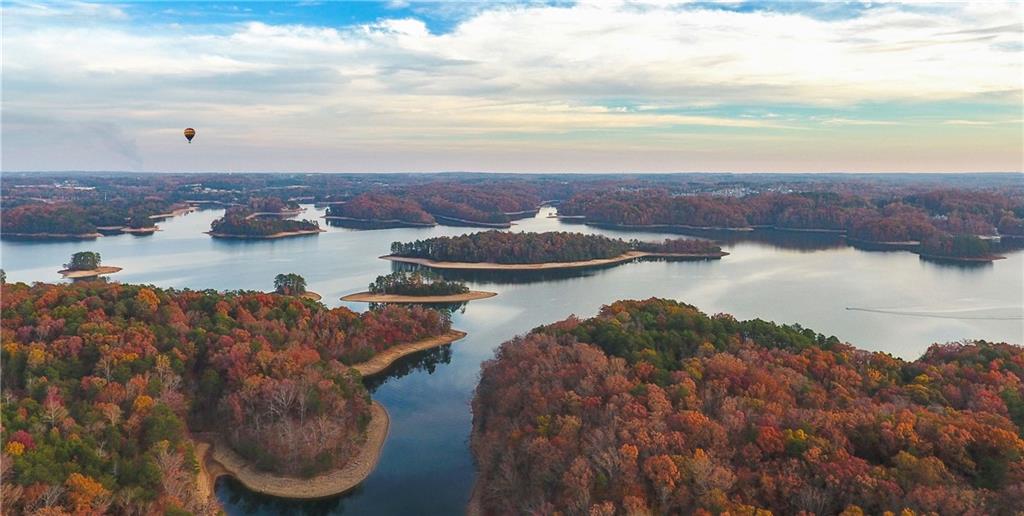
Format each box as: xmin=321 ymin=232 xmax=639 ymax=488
xmin=410 ymin=183 xmax=539 ymax=228
xmin=0 ymin=280 xmax=453 ymax=513
xmin=385 ymin=231 xmax=726 ymax=270
xmin=471 ymin=298 xmax=1024 ymax=515
xmin=918 ymin=234 xmax=1005 ymax=262
xmin=57 ymin=251 xmax=122 ymax=280
xmin=633 ymin=237 xmax=728 ymax=257
xmin=559 ymin=189 xmax=1022 ymax=261
xmin=245 ymin=197 xmax=304 ymax=217
xmin=325 ymin=186 xmax=541 ymax=228
xmin=1 ymin=198 xmax=184 ymax=239
xmin=208 ymin=199 xmax=322 ymax=239
xmin=325 ymin=193 xmax=436 ymax=228
xmin=370 ymin=271 xmax=470 ymax=296
xmin=1 ymin=203 xmax=103 ymax=239
xmin=342 ymin=271 xmax=496 ymax=303
xmin=390 ymin=231 xmax=632 ymax=263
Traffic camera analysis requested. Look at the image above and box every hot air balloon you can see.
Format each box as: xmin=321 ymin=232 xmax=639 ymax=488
xmin=183 ymin=128 xmax=196 ymax=143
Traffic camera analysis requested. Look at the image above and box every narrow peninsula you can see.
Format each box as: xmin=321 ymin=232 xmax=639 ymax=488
xmin=351 ymin=330 xmax=468 ymax=377
xmin=195 ymin=401 xmax=390 ymax=500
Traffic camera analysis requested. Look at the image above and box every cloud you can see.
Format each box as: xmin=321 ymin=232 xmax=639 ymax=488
xmin=3 ymin=111 xmax=143 ymax=170
xmin=942 ymin=118 xmax=1023 ymax=126
xmin=817 ymin=117 xmax=902 ymax=126
xmin=1 ymin=1 xmax=1021 ymax=172
xmin=1 ymin=0 xmax=128 ymax=20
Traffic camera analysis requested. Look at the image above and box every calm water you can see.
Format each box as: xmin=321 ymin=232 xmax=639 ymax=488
xmin=3 ymin=206 xmax=1022 ymax=515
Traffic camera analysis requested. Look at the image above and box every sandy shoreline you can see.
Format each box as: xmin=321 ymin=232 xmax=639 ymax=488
xmin=845 ymin=237 xmax=921 ymax=251
xmin=194 ymin=401 xmax=390 ymax=500
xmin=149 ymin=206 xmax=197 ymax=220
xmin=918 ymin=252 xmax=1006 ymax=263
xmin=207 ymin=228 xmax=325 ymax=239
xmin=324 ymin=216 xmax=436 ymax=227
xmin=432 ymin=215 xmax=512 ymax=228
xmin=352 ymin=330 xmax=468 ymax=377
xmin=245 ymin=209 xmax=306 ymax=220
xmin=58 ymin=266 xmax=123 ymax=279
xmin=122 ymin=227 xmax=160 ymax=234
xmin=846 ymin=237 xmax=920 ymax=246
xmin=582 ymin=220 xmax=754 ymax=232
xmin=3 ymin=232 xmax=103 ymax=240
xmin=381 ymin=250 xmax=726 ymax=271
xmin=193 ymin=441 xmax=220 ymax=502
xmin=341 ymin=291 xmax=496 ymax=303
xmin=570 ymin=219 xmax=852 ymax=234
xmin=771 ymin=225 xmax=846 ymax=234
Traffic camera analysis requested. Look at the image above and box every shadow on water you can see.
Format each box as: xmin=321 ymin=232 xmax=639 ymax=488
xmin=918 ymin=256 xmax=996 ymax=270
xmin=389 ymin=260 xmax=625 ymax=285
xmin=591 ymin=224 xmax=847 ymax=252
xmin=325 ymin=218 xmax=435 ymax=231
xmin=390 ymin=256 xmax=727 ymax=285
xmin=216 ymin=477 xmax=357 ymax=516
xmin=366 ymin=301 xmax=468 ymax=314
xmin=363 ymin=344 xmax=454 ymax=392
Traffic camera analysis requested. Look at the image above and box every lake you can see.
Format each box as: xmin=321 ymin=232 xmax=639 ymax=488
xmin=2 ymin=206 xmax=1021 ymax=515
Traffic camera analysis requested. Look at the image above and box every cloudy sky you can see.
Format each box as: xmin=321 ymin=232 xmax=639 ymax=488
xmin=2 ymin=1 xmax=1021 ymax=173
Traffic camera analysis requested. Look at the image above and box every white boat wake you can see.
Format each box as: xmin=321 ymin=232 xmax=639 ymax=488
xmin=845 ymin=306 xmax=1024 ymax=321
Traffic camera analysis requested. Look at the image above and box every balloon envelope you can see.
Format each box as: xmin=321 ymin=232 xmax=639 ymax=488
xmin=183 ymin=128 xmax=196 ymax=143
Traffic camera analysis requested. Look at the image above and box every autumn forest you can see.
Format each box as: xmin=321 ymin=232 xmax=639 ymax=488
xmin=1 ymin=172 xmax=1021 ymax=515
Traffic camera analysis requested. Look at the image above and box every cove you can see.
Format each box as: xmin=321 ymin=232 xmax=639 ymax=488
xmin=2 ymin=206 xmax=1021 ymax=514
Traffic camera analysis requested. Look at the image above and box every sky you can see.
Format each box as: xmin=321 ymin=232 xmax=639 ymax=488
xmin=1 ymin=1 xmax=1022 ymax=173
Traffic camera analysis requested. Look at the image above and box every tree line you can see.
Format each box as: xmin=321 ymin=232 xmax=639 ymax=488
xmin=560 ymin=189 xmax=1024 ymax=242
xmin=324 ymin=185 xmax=542 ymax=226
xmin=633 ymin=238 xmax=722 ymax=255
xmin=409 ymin=183 xmax=541 ymax=225
xmin=368 ymin=271 xmax=469 ymax=296
xmin=2 ymin=198 xmax=182 ymax=236
xmin=390 ymin=231 xmax=725 ymax=264
xmin=64 ymin=251 xmax=102 ymax=271
xmin=273 ymin=273 xmax=307 ymax=295
xmin=390 ymin=231 xmax=633 ymax=264
xmin=207 ymin=200 xmax=319 ymax=236
xmin=327 ymin=193 xmax=435 ymax=225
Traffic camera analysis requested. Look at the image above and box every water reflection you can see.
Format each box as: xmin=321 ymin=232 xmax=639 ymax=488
xmin=918 ymin=255 xmax=996 ymax=270
xmin=363 ymin=344 xmax=453 ymax=392
xmin=585 ymin=224 xmax=847 ymax=252
xmin=325 ymin=218 xmax=435 ymax=230
xmin=216 ymin=477 xmax=356 ymax=516
xmin=391 ymin=260 xmax=614 ymax=285
xmin=392 ymin=256 xmax=726 ymax=285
